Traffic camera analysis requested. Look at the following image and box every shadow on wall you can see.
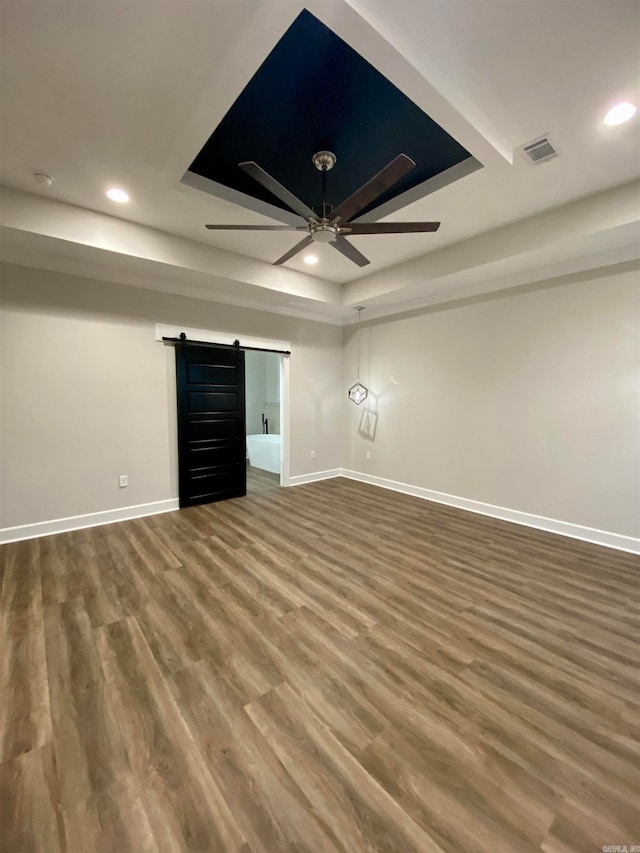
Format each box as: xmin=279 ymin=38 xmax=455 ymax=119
xmin=358 ymin=399 xmax=379 ymax=441
xmin=355 ymin=327 xmax=378 ymax=441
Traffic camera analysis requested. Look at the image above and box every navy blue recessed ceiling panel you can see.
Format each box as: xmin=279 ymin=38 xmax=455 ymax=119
xmin=188 ymin=11 xmax=475 ymax=219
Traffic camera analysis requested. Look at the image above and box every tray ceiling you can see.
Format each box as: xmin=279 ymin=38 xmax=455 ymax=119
xmin=187 ymin=10 xmax=476 ymax=222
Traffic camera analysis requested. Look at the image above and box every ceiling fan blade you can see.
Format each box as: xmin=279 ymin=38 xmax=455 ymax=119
xmin=331 ymin=236 xmax=370 ymax=267
xmin=273 ymin=234 xmax=315 ymax=266
xmin=239 ymin=161 xmax=317 ymax=221
xmin=205 ymin=224 xmax=304 ymax=230
xmin=331 ymin=154 xmax=416 ymax=225
xmin=344 ymin=221 xmax=440 ymax=234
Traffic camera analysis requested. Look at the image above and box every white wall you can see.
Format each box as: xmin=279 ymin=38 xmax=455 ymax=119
xmin=2 ymin=260 xmax=638 ymax=546
xmin=345 ymin=264 xmax=640 ymax=540
xmin=0 ymin=263 xmax=344 ymax=530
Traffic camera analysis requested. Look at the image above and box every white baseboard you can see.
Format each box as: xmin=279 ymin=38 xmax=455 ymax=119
xmin=287 ymin=468 xmax=343 ymax=487
xmin=340 ymin=469 xmax=640 ymax=555
xmin=0 ymin=498 xmax=180 ymax=544
xmin=3 ymin=473 xmax=637 ymax=556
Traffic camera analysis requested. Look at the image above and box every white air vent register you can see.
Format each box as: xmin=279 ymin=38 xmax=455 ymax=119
xmin=520 ymin=136 xmax=558 ymax=165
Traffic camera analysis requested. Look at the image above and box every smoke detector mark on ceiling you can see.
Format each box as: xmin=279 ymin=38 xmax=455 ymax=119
xmin=520 ymin=136 xmax=558 ymax=165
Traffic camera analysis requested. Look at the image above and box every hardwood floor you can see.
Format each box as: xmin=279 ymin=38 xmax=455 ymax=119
xmin=1 ymin=474 xmax=639 ymax=852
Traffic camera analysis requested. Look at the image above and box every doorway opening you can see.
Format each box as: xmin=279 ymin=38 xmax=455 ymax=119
xmin=157 ymin=324 xmax=291 ymax=509
xmin=245 ymin=350 xmax=283 ymax=495
xmin=175 ymin=342 xmax=246 ymax=508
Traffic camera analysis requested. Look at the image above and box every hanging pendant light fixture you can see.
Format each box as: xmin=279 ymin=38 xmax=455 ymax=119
xmin=348 ymin=306 xmax=368 ymax=405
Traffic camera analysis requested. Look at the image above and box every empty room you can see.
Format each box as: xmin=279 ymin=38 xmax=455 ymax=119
xmin=0 ymin=1 xmax=639 ymax=851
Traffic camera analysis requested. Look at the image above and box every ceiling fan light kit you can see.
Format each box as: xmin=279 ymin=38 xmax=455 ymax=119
xmin=205 ymin=151 xmax=440 ymax=267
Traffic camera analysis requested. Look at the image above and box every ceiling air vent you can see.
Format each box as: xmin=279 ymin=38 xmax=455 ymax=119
xmin=520 ymin=136 xmax=558 ymax=165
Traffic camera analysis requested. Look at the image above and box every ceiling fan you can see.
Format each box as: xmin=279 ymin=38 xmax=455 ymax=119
xmin=205 ymin=151 xmax=440 ymax=267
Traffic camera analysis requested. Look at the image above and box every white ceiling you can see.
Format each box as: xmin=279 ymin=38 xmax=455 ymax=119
xmin=0 ymin=0 xmax=638 ymax=323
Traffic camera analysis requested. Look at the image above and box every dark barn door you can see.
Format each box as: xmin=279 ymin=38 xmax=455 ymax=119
xmin=175 ymin=343 xmax=246 ymax=508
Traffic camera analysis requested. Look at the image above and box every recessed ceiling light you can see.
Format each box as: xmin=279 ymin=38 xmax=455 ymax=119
xmin=603 ymin=102 xmax=637 ymax=126
xmin=106 ymin=187 xmax=129 ymax=203
xmin=303 ymin=254 xmax=318 ymax=265
xmin=33 ymin=172 xmax=54 ymax=186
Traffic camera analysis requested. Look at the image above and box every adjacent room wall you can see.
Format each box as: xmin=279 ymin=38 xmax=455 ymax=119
xmin=245 ymin=351 xmax=280 ymax=437
xmin=0 ymin=262 xmax=344 ymax=531
xmin=345 ymin=264 xmax=640 ymax=540
xmin=245 ymin=350 xmax=267 ymax=437
xmin=265 ymin=352 xmax=280 ymax=404
xmin=264 ymin=351 xmax=281 ymax=435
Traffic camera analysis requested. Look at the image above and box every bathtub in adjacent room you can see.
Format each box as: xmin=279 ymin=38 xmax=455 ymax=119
xmin=246 ymin=433 xmax=281 ymax=475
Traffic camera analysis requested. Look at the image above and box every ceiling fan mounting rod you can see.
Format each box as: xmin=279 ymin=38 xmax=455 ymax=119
xmin=313 ymin=151 xmax=336 ymax=220
xmin=309 ymin=221 xmax=339 ymax=243
xmin=322 ymin=168 xmax=327 ymax=219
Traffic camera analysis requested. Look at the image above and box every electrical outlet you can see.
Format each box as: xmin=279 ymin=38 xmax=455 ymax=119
xmin=119 ymin=474 xmax=128 ymax=488
xmin=310 ymin=450 xmax=316 ymax=459
xmin=365 ymin=451 xmax=371 ymax=460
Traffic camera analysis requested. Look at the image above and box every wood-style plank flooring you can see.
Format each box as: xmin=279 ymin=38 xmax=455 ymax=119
xmin=1 ymin=468 xmax=639 ymax=852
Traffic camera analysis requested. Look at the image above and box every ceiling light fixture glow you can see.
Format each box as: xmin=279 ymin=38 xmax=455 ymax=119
xmin=603 ymin=102 xmax=637 ymax=126
xmin=303 ymin=254 xmax=318 ymax=265
xmin=106 ymin=187 xmax=130 ymax=203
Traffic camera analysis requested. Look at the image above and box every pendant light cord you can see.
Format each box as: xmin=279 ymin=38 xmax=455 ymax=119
xmin=356 ymin=307 xmax=364 ymax=381
xmin=348 ymin=306 xmax=368 ymax=405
